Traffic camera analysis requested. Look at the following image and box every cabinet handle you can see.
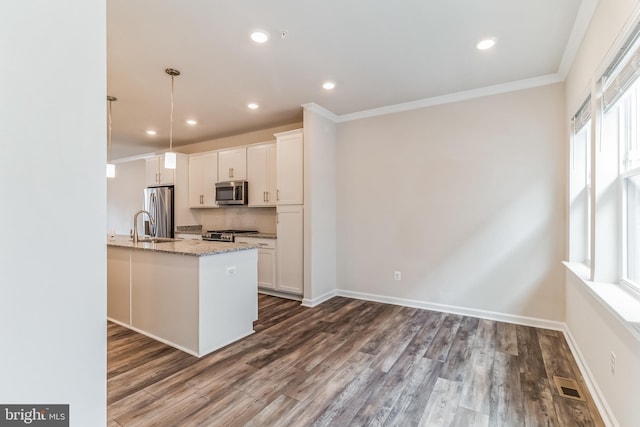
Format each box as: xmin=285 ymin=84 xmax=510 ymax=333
xmin=258 ymin=243 xmax=268 ymax=247
xmin=263 ymin=191 xmax=267 ymax=202
xmin=276 ymin=213 xmax=279 ymax=224
xmin=200 ymin=195 xmax=204 ymax=204
xmin=229 ymin=167 xmax=234 ymax=178
xmin=277 ymin=189 xmax=280 ymax=201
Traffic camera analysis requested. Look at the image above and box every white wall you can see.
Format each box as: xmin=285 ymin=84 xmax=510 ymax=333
xmin=107 ymin=160 xmax=146 ymax=234
xmin=303 ymin=108 xmax=338 ymax=303
xmin=564 ymin=1 xmax=640 ymax=425
xmin=0 ymin=0 xmax=106 ymax=424
xmin=336 ymin=84 xmax=566 ymax=321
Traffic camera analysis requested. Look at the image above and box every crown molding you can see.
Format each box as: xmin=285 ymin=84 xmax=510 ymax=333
xmin=558 ymin=0 xmax=599 ymax=78
xmin=334 ymin=74 xmax=564 ymax=123
xmin=302 ymin=102 xmax=340 ymax=122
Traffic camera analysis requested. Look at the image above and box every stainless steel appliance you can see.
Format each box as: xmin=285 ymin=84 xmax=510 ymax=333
xmin=202 ymin=229 xmax=258 ymax=242
xmin=215 ymin=180 xmax=248 ymax=205
xmin=144 ymin=186 xmax=174 ymax=238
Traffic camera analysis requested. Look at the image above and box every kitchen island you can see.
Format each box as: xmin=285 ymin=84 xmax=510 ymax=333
xmin=107 ymin=236 xmax=258 ymax=357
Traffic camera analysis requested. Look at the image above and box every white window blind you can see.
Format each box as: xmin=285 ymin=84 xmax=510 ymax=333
xmin=602 ymin=22 xmax=640 ymax=111
xmin=572 ymin=96 xmax=591 ymax=133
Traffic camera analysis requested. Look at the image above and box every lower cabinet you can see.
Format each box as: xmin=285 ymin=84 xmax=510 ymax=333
xmin=235 ymin=237 xmax=277 ymax=291
xmin=276 ymin=205 xmax=304 ymax=295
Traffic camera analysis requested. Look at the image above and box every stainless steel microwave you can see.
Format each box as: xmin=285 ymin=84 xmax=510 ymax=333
xmin=215 ymin=180 xmax=248 ymax=205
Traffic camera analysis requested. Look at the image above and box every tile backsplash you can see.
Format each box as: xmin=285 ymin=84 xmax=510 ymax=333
xmin=191 ymin=206 xmax=277 ymax=233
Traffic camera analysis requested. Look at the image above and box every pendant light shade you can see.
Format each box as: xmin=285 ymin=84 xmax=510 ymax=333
xmin=106 ymin=95 xmax=117 ymax=178
xmin=164 ymin=68 xmax=180 ymax=169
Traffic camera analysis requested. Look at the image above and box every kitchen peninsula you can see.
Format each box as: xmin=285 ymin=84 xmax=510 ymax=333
xmin=107 ymin=236 xmax=258 ymax=357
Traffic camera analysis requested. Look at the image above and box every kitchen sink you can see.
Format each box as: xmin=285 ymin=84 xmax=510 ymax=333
xmin=132 ymin=237 xmax=179 ymax=243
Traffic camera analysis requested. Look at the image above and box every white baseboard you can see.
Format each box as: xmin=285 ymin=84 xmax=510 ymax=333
xmin=301 ymin=289 xmax=338 ymax=307
xmin=335 ymin=289 xmax=566 ymax=330
xmin=562 ymin=326 xmax=618 ymax=427
xmin=258 ymin=289 xmax=302 ymax=301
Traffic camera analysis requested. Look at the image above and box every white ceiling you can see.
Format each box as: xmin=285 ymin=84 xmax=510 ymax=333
xmin=107 ymin=0 xmax=595 ymax=159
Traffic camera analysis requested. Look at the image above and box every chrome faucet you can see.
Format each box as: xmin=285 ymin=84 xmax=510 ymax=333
xmin=133 ymin=210 xmax=154 ymax=243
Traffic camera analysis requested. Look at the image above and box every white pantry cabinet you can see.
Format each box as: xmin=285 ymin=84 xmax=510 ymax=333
xmin=247 ymin=143 xmax=277 ymax=207
xmin=276 ymin=205 xmax=303 ymax=295
xmin=189 ymin=152 xmax=218 ymax=208
xmin=146 ymin=155 xmax=175 ymax=186
xmin=235 ymin=237 xmax=277 ymax=290
xmin=275 ymin=129 xmax=303 ymax=205
xmin=218 ymin=147 xmax=247 ymax=181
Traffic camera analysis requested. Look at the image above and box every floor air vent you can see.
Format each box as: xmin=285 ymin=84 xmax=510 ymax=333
xmin=553 ymin=376 xmax=585 ymax=401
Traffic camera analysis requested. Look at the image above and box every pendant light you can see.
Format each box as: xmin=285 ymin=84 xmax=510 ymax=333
xmin=106 ymin=95 xmax=117 ymax=178
xmin=164 ymin=68 xmax=180 ymax=169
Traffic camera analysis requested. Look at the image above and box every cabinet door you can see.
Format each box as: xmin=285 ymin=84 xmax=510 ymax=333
xmin=158 ymin=156 xmax=175 ymax=185
xmin=247 ymin=143 xmax=276 ymax=206
xmin=146 ymin=156 xmax=175 ymax=186
xmin=276 ymin=205 xmax=303 ymax=295
xmin=189 ymin=152 xmax=218 ymax=208
xmin=257 ymin=249 xmax=276 ymax=290
xmin=145 ymin=157 xmax=160 ymax=186
xmin=218 ymin=147 xmax=247 ymax=181
xmin=276 ymin=130 xmax=303 ymax=204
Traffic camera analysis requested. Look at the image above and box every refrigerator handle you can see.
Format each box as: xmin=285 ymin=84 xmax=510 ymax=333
xmin=149 ymin=192 xmax=157 ymax=237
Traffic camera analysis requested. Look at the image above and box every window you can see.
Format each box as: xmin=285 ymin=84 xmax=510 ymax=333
xmin=569 ymin=98 xmax=591 ymax=265
xmin=602 ymin=37 xmax=640 ymax=292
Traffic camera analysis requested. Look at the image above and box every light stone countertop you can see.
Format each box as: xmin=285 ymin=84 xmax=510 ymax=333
xmin=107 ymin=235 xmax=257 ymax=257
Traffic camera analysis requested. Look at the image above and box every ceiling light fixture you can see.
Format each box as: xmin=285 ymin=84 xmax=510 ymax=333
xmin=164 ymin=68 xmax=180 ymax=169
xmin=322 ymin=81 xmax=336 ymax=90
xmin=476 ymin=38 xmax=496 ymax=50
xmin=250 ymin=31 xmax=269 ymax=43
xmin=146 ymin=130 xmax=157 ymax=136
xmin=106 ymin=96 xmax=117 ymax=178
xmin=248 ymin=103 xmax=259 ymax=110
xmin=186 ymin=119 xmax=197 ymax=125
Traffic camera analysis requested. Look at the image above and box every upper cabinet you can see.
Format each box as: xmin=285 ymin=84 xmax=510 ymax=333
xmin=189 ymin=152 xmax=218 ymax=208
xmin=146 ymin=155 xmax=175 ymax=186
xmin=247 ymin=143 xmax=277 ymax=207
xmin=275 ymin=129 xmax=303 ymax=205
xmin=218 ymin=147 xmax=247 ymax=181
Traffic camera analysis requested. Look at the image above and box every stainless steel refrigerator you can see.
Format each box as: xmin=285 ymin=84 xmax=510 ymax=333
xmin=144 ymin=186 xmax=174 ymax=238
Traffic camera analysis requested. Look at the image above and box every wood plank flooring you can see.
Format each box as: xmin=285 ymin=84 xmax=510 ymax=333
xmin=108 ymin=295 xmax=605 ymax=426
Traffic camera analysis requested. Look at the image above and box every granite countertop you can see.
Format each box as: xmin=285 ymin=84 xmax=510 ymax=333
xmin=107 ymin=235 xmax=257 ymax=257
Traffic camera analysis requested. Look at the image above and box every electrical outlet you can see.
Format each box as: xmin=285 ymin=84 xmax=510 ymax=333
xmin=394 ymin=271 xmax=401 ymax=281
xmin=610 ymin=352 xmax=616 ymax=375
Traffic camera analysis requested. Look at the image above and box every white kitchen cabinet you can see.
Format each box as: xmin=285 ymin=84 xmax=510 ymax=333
xmin=218 ymin=147 xmax=247 ymax=181
xmin=247 ymin=143 xmax=277 ymax=206
xmin=235 ymin=237 xmax=277 ymax=290
xmin=146 ymin=155 xmax=175 ymax=186
xmin=189 ymin=152 xmax=218 ymax=208
xmin=276 ymin=205 xmax=303 ymax=295
xmin=275 ymin=129 xmax=303 ymax=205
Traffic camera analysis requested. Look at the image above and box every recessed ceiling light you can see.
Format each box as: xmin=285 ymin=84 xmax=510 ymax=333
xmin=322 ymin=81 xmax=336 ymax=90
xmin=248 ymin=103 xmax=259 ymax=110
xmin=477 ymin=38 xmax=496 ymax=50
xmin=250 ymin=31 xmax=269 ymax=43
xmin=146 ymin=130 xmax=157 ymax=136
xmin=186 ymin=119 xmax=197 ymax=125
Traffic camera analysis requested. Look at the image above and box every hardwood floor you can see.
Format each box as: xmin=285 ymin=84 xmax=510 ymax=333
xmin=108 ymin=295 xmax=605 ymax=426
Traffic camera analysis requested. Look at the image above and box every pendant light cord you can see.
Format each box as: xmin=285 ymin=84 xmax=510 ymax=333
xmin=169 ymin=74 xmax=174 ymax=152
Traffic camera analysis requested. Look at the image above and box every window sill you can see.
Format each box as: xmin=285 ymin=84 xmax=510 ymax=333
xmin=564 ymin=261 xmax=640 ymax=342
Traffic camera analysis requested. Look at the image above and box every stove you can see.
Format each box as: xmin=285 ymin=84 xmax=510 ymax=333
xmin=202 ymin=229 xmax=258 ymax=242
